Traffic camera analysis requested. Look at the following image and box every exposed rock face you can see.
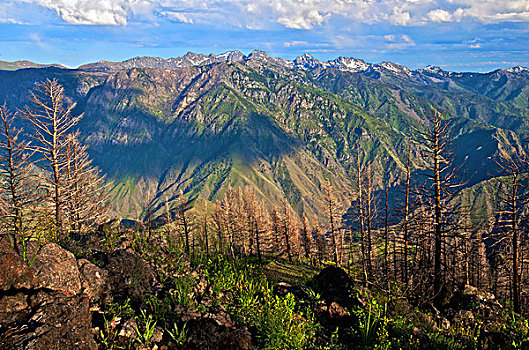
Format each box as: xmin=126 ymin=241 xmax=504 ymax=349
xmin=106 ymin=249 xmax=155 ymax=304
xmin=31 ymin=243 xmax=82 ymax=296
xmin=6 ymin=293 xmax=95 ymax=350
xmin=0 ymin=238 xmax=97 ymax=349
xmin=0 ymin=237 xmax=34 ymax=290
xmin=77 ymin=258 xmax=109 ymax=304
xmin=309 ymin=266 xmax=359 ymax=326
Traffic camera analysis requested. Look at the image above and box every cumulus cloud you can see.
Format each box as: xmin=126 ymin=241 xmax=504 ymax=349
xmin=426 ymin=9 xmax=453 ymax=23
xmin=449 ymin=0 xmax=529 ymax=23
xmin=11 ymin=0 xmax=529 ymax=28
xmin=18 ymin=0 xmax=153 ymax=25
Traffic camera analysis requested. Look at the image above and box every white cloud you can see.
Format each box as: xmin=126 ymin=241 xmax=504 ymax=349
xmin=426 ymin=9 xmax=453 ymax=23
xmin=161 ymin=11 xmax=194 ymax=24
xmin=386 ymin=34 xmax=416 ymax=49
xmin=18 ymin=0 xmax=153 ymax=25
xmin=448 ymin=0 xmax=529 ymax=23
xmin=284 ymin=40 xmax=309 ymax=47
xmin=402 ymin=34 xmax=413 ymax=43
xmin=10 ymin=0 xmax=529 ymax=28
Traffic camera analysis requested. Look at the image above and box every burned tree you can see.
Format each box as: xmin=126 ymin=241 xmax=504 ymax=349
xmin=414 ymin=110 xmax=461 ymax=301
xmin=0 ymin=104 xmax=39 ymax=261
xmin=21 ymin=79 xmax=83 ymax=236
xmin=494 ymin=153 xmax=527 ymax=313
xmin=63 ymin=135 xmax=107 ymax=233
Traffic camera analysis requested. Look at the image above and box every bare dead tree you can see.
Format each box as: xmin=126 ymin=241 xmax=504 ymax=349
xmin=63 ymin=135 xmax=107 ymax=233
xmin=324 ymin=179 xmax=340 ymax=265
xmin=300 ymin=212 xmax=313 ymax=262
xmin=175 ymin=191 xmax=193 ymax=257
xmin=0 ymin=104 xmax=40 ymax=261
xmin=414 ymin=110 xmax=461 ymax=301
xmin=21 ymin=79 xmax=83 ymax=236
xmin=494 ymin=152 xmax=527 ymax=313
xmin=280 ymin=198 xmax=294 ymax=262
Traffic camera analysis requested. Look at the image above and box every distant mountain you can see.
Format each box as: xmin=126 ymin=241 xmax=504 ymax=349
xmin=77 ymin=51 xmax=246 ymax=71
xmin=0 ymin=51 xmax=528 ymax=221
xmin=0 ymin=60 xmax=67 ymax=71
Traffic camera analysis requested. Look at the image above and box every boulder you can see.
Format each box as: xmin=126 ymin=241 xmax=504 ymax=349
xmin=77 ymin=258 xmax=109 ymax=304
xmin=310 ymin=266 xmax=356 ymax=308
xmin=0 ymin=236 xmax=97 ymax=349
xmin=106 ymin=249 xmax=155 ymax=304
xmin=32 ymin=243 xmax=82 ymax=296
xmin=0 ymin=236 xmax=34 ymax=290
xmin=1 ymin=292 xmax=96 ymax=350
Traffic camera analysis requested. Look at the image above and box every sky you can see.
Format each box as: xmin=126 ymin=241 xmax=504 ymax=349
xmin=1 ymin=0 xmax=529 ymax=72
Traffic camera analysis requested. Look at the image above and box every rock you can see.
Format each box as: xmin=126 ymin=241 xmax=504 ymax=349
xmin=328 ymin=301 xmax=348 ymax=318
xmin=0 ymin=236 xmax=34 ymax=290
xmin=119 ymin=318 xmax=138 ymax=338
xmin=448 ymin=285 xmax=501 ymax=315
xmin=311 ymin=266 xmax=356 ymax=308
xmin=273 ymin=282 xmax=309 ymax=300
xmin=77 ymin=258 xmax=109 ymax=303
xmin=32 ymin=243 xmax=82 ymax=296
xmin=0 ymin=292 xmax=29 ymax=325
xmin=0 ymin=235 xmax=97 ymax=349
xmin=186 ymin=318 xmax=252 ymax=350
xmin=152 ymin=326 xmax=164 ymax=343
xmin=411 ymin=327 xmax=430 ymax=350
xmin=1 ymin=292 xmax=96 ymax=350
xmin=106 ymin=249 xmax=155 ymax=304
xmin=463 ymin=285 xmax=495 ymax=301
xmin=479 ymin=330 xmax=512 ymax=349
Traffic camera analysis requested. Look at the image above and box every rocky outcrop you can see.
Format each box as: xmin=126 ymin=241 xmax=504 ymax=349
xmin=0 ymin=238 xmax=97 ymax=349
xmin=0 ymin=238 xmax=34 ymax=290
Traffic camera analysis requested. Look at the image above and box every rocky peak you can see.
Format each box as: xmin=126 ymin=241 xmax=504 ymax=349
xmin=328 ymin=57 xmax=370 ymax=72
xmin=378 ymin=61 xmax=411 ymax=75
xmin=505 ymin=65 xmax=529 ymax=76
xmin=293 ymin=53 xmax=324 ymax=70
xmin=246 ymin=50 xmax=271 ymax=60
xmin=182 ymin=51 xmax=212 ymax=66
xmin=217 ymin=50 xmax=245 ymax=62
xmin=421 ymin=65 xmax=445 ymax=74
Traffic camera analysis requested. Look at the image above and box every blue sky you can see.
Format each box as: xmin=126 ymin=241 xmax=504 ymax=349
xmin=1 ymin=0 xmax=529 ymax=72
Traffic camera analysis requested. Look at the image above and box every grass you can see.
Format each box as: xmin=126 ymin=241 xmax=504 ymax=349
xmin=263 ymin=258 xmax=320 ymax=284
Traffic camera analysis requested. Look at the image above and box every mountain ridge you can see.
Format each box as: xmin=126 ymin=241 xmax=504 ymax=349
xmin=0 ymin=51 xmax=528 ymax=222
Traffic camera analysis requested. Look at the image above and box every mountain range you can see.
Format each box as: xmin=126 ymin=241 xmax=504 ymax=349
xmin=0 ymin=50 xmax=528 ymax=222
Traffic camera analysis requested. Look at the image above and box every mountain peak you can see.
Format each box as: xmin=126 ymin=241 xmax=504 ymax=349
xmin=422 ymin=65 xmax=445 ymax=74
xmin=505 ymin=66 xmax=529 ymax=74
xmin=217 ymin=50 xmax=245 ymax=61
xmin=246 ymin=50 xmax=271 ymax=60
xmin=327 ymin=57 xmax=370 ymax=72
xmin=378 ymin=61 xmax=411 ymax=75
xmin=293 ymin=53 xmax=323 ymax=70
